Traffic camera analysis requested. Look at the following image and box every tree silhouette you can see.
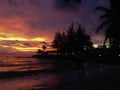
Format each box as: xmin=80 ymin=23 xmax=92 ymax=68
xmin=65 ymin=0 xmax=120 ymax=49
xmin=109 ymin=0 xmax=120 ymax=48
xmin=52 ymin=23 xmax=93 ymax=55
xmin=52 ymin=32 xmax=63 ymax=51
xmin=95 ymin=6 xmax=112 ymax=46
xmin=42 ymin=45 xmax=47 ymax=52
xmin=66 ymin=23 xmax=77 ymax=54
xmin=52 ymin=31 xmax=67 ymax=53
xmin=36 ymin=49 xmax=42 ymax=55
xmin=76 ymin=25 xmax=93 ymax=52
xmin=96 ymin=0 xmax=120 ymax=49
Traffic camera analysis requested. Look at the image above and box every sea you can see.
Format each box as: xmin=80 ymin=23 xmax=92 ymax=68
xmin=0 ymin=55 xmax=63 ymax=90
xmin=0 ymin=55 xmax=120 ymax=90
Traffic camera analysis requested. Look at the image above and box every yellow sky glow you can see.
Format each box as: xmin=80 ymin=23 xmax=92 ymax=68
xmin=0 ymin=37 xmax=27 ymax=41
xmin=14 ymin=47 xmax=40 ymax=52
xmin=0 ymin=37 xmax=46 ymax=41
xmin=0 ymin=36 xmax=47 ymax=52
xmin=31 ymin=38 xmax=46 ymax=42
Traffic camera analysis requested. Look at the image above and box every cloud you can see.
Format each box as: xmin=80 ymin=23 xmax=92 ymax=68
xmin=0 ymin=0 xmax=109 ymax=42
xmin=0 ymin=0 xmax=83 ymax=41
xmin=0 ymin=16 xmax=32 ymax=38
xmin=55 ymin=0 xmax=81 ymax=12
xmin=0 ymin=40 xmax=49 ymax=54
xmin=0 ymin=34 xmax=9 ymax=38
xmin=0 ymin=47 xmax=17 ymax=54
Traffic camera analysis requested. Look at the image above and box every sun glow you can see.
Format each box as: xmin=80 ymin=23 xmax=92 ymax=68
xmin=0 ymin=26 xmax=48 ymax=53
xmin=2 ymin=45 xmax=10 ymax=48
xmin=31 ymin=38 xmax=46 ymax=41
xmin=13 ymin=47 xmax=41 ymax=52
xmin=0 ymin=36 xmax=48 ymax=53
xmin=0 ymin=37 xmax=27 ymax=41
xmin=93 ymin=44 xmax=99 ymax=48
xmin=0 ymin=37 xmax=47 ymax=42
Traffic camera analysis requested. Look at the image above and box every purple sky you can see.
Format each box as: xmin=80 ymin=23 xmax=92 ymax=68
xmin=0 ymin=0 xmax=109 ymax=54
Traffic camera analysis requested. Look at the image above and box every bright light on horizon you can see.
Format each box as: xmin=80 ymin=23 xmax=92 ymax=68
xmin=93 ymin=44 xmax=99 ymax=48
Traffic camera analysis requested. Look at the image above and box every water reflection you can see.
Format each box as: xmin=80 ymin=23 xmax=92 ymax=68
xmin=0 ymin=55 xmax=62 ymax=90
xmin=0 ymin=56 xmax=55 ymax=72
xmin=0 ymin=55 xmax=120 ymax=90
xmin=0 ymin=74 xmax=61 ymax=90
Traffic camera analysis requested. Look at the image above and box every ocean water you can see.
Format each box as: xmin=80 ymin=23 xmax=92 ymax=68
xmin=0 ymin=55 xmax=62 ymax=90
xmin=0 ymin=55 xmax=55 ymax=72
xmin=0 ymin=55 xmax=120 ymax=90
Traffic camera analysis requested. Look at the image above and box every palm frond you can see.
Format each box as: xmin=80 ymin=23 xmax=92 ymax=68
xmin=103 ymin=36 xmax=108 ymax=45
xmin=95 ymin=6 xmax=111 ymax=12
xmin=100 ymin=14 xmax=111 ymax=19
xmin=96 ymin=19 xmax=111 ymax=33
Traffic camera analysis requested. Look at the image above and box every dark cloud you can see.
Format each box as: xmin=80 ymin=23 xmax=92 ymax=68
xmin=23 ymin=42 xmax=31 ymax=47
xmin=0 ymin=0 xmax=110 ymax=54
xmin=0 ymin=0 xmax=109 ymax=44
xmin=55 ymin=0 xmax=81 ymax=12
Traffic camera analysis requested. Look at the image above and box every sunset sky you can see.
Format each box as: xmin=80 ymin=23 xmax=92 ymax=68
xmin=0 ymin=0 xmax=109 ymax=54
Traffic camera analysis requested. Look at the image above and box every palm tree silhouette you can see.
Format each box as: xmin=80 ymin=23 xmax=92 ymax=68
xmin=65 ymin=0 xmax=120 ymax=48
xmin=109 ymin=0 xmax=120 ymax=48
xmin=96 ymin=0 xmax=120 ymax=48
xmin=95 ymin=6 xmax=112 ymax=46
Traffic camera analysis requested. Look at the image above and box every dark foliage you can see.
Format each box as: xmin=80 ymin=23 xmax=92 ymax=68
xmin=96 ymin=0 xmax=120 ymax=49
xmin=52 ymin=23 xmax=93 ymax=55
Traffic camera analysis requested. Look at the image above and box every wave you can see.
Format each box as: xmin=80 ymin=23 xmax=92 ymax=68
xmin=0 ymin=69 xmax=59 ymax=79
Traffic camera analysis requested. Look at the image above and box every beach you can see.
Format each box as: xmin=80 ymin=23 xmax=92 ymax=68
xmin=0 ymin=55 xmax=120 ymax=90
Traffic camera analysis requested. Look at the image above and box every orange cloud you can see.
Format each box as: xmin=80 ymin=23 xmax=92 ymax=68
xmin=0 ymin=0 xmax=109 ymax=54
xmin=0 ymin=16 xmax=50 ymax=42
xmin=0 ymin=17 xmax=31 ymax=38
xmin=0 ymin=40 xmax=51 ymax=54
